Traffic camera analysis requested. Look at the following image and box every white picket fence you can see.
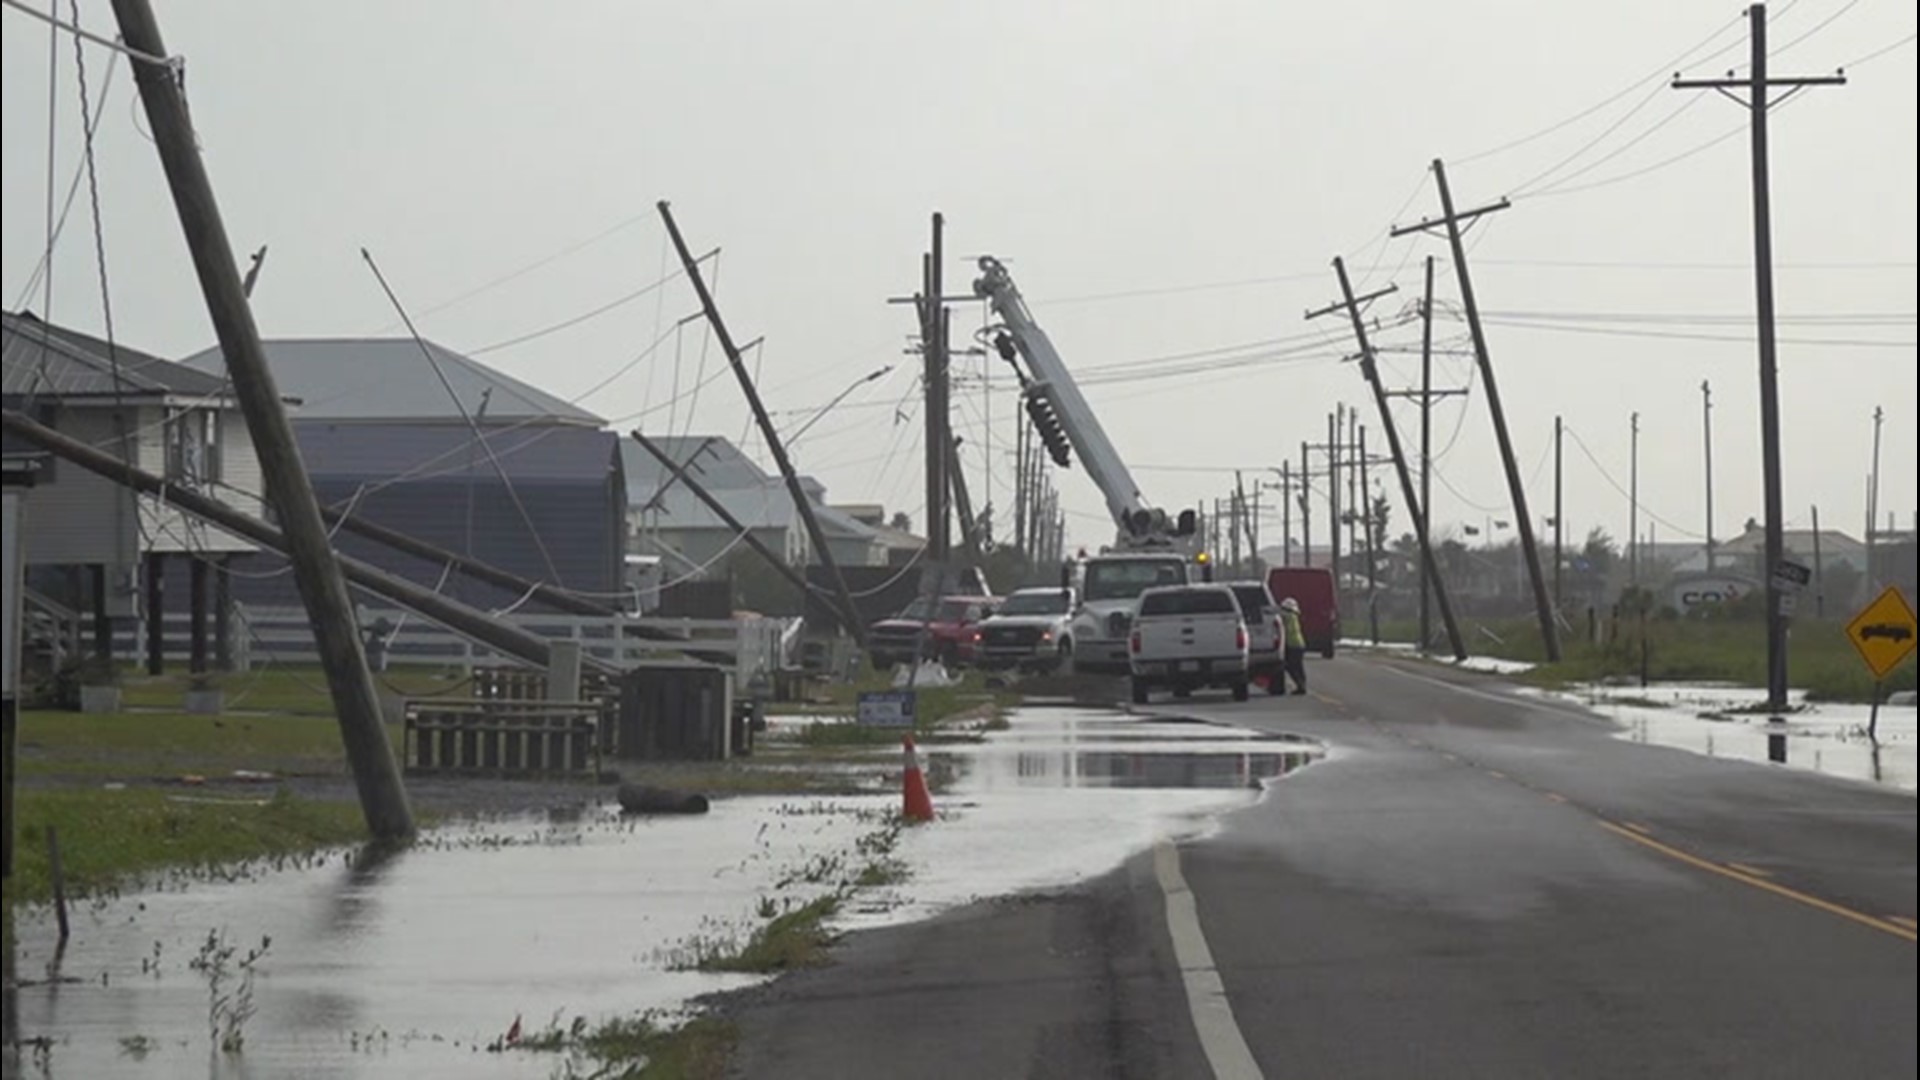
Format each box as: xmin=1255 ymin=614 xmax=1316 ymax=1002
xmin=108 ymin=603 xmax=802 ymax=694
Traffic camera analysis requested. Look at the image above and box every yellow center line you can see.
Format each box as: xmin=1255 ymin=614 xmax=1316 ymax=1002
xmin=1889 ymin=916 xmax=1918 ymax=930
xmin=1487 ymin=770 xmax=1508 ymax=781
xmin=1622 ymin=821 xmax=1653 ymax=835
xmin=1314 ymin=693 xmax=1343 ymax=708
xmin=1598 ymin=821 xmax=1916 ymax=943
xmin=1545 ymin=793 xmax=1567 ymax=803
xmin=1726 ymin=862 xmax=1773 ymax=879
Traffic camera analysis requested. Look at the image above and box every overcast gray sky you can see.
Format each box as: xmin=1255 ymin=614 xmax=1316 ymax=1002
xmin=4 ymin=0 xmax=1913 ymax=559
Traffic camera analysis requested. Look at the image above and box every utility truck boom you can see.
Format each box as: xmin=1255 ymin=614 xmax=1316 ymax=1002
xmin=972 ymin=256 xmax=1201 ymax=673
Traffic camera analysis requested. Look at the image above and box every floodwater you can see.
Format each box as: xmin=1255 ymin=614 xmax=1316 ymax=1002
xmin=1541 ymin=681 xmax=1918 ymax=793
xmin=2 ymin=707 xmax=1319 ymax=1079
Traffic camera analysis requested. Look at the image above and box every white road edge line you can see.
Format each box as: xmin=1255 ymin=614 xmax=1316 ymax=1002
xmin=1154 ymin=838 xmax=1263 ymax=1080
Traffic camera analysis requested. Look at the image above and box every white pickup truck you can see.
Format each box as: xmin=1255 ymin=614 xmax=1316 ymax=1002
xmin=1127 ymin=584 xmax=1250 ymax=705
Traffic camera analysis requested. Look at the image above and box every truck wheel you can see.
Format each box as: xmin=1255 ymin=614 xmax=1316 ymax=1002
xmin=1231 ymin=681 xmax=1250 ymax=702
xmin=1130 ymin=679 xmax=1150 ymax=705
xmin=1265 ymin=675 xmax=1286 ymax=696
xmin=1321 ymin=642 xmax=1336 ymax=659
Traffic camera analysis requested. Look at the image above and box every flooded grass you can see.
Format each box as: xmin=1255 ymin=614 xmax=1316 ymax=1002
xmin=507 ymin=1012 xmax=738 ymax=1080
xmin=1375 ymin=615 xmax=1916 ymax=703
xmin=0 ymin=785 xmax=367 ymax=905
xmin=698 ymin=894 xmax=842 ymax=974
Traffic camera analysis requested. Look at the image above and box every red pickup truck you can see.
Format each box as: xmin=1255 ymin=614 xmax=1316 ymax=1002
xmin=866 ymin=594 xmax=1000 ymax=670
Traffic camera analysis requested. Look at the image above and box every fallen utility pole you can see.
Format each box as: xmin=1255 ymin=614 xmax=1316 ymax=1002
xmin=111 ymin=0 xmax=411 ymax=838
xmin=656 ymin=202 xmax=866 ymax=650
xmin=629 ymin=431 xmax=866 ymax=639
xmin=1310 ymin=259 xmax=1467 ymax=661
xmin=1 ymin=409 xmax=613 ymax=677
xmin=1673 ymin=2 xmax=1844 ymax=710
xmin=1392 ymin=159 xmax=1560 ymax=661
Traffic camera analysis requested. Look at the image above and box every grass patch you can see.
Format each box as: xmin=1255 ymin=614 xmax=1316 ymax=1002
xmin=0 ymin=785 xmax=368 ymax=906
xmin=507 ymin=1013 xmax=738 ymax=1080
xmin=115 ymin=664 xmax=466 ymax=715
xmin=13 ymin=709 xmax=399 ymax=780
xmin=1374 ymin=614 xmax=1914 ymax=703
xmin=697 ymin=894 xmax=841 ymax=973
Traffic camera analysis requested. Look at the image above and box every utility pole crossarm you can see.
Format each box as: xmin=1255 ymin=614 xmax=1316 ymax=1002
xmin=1389 ymin=198 xmax=1510 ymax=239
xmin=1305 ymin=283 xmax=1398 ymax=322
xmin=1670 ymin=74 xmax=1846 ymax=90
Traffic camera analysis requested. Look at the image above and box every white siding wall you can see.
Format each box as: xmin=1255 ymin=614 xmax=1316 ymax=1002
xmin=23 ymin=407 xmax=140 ymax=568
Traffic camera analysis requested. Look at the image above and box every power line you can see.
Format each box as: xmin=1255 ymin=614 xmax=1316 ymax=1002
xmin=1563 ymin=423 xmax=1705 ymax=539
xmin=1453 ymin=7 xmax=1749 ymax=166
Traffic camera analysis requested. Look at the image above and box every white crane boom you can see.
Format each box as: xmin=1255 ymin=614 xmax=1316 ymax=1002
xmin=972 ymin=256 xmax=1194 ymax=549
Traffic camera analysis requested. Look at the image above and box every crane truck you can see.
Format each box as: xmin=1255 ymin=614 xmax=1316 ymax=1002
xmin=973 ymin=255 xmax=1202 ymax=674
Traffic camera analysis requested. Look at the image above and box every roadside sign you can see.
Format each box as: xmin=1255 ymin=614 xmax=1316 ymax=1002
xmin=856 ymin=690 xmax=917 ymax=727
xmin=1771 ymin=558 xmax=1812 ymax=593
xmin=1844 ymin=586 xmax=1918 ymax=680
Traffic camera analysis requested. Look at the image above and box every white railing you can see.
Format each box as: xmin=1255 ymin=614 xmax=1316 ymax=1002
xmin=79 ymin=604 xmax=801 ymax=694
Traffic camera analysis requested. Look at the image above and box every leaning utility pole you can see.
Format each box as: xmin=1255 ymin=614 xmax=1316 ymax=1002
xmin=947 ymin=435 xmax=981 ymax=560
xmin=1312 ymin=258 xmax=1467 ymax=660
xmin=111 ymin=0 xmax=412 ymax=838
xmin=1674 ymin=3 xmax=1844 ymax=708
xmin=656 ymin=202 xmax=866 ymax=649
xmin=1392 ymin=160 xmax=1560 ymax=660
xmin=631 ymin=431 xmax=863 ymax=638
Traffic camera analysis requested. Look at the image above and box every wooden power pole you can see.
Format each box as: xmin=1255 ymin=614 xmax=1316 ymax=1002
xmin=1311 ymin=258 xmax=1467 ymax=660
xmin=1673 ymin=4 xmax=1844 ymax=708
xmin=1392 ymin=159 xmax=1560 ymax=661
xmin=656 ymin=202 xmax=866 ymax=650
xmin=111 ymin=0 xmax=412 ymax=838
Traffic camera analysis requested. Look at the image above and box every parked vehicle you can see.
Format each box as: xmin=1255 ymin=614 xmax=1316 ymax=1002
xmin=1127 ymin=584 xmax=1250 ymax=705
xmin=1067 ymin=552 xmax=1194 ymax=674
xmin=1265 ymin=566 xmax=1340 ymax=658
xmin=867 ymin=594 xmax=999 ymax=670
xmin=974 ymin=586 xmax=1077 ymax=672
xmin=1223 ymin=580 xmax=1286 ymax=694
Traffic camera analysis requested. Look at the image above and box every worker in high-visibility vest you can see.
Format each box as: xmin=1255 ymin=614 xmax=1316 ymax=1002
xmin=1278 ymin=597 xmax=1309 ymax=696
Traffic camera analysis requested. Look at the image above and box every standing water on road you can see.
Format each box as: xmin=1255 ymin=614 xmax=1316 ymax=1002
xmin=3 ymin=706 xmax=1320 ymax=1077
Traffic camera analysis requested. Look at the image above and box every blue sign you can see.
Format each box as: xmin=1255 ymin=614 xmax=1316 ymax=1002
xmin=856 ymin=690 xmax=917 ymax=727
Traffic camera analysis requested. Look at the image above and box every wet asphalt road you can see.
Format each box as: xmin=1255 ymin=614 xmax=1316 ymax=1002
xmin=718 ymin=654 xmax=1917 ymax=1079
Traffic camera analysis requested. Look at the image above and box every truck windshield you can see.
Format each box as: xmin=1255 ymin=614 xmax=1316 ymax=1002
xmin=996 ymin=592 xmax=1070 ymax=616
xmin=1083 ymin=559 xmax=1188 ymax=602
xmin=1139 ymin=588 xmax=1237 ymax=616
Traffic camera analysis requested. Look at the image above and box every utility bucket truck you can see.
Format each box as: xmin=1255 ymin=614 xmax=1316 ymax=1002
xmin=973 ymin=256 xmax=1202 ymax=674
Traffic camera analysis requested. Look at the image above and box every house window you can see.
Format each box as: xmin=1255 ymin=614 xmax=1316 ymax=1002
xmin=165 ymin=407 xmax=222 ymax=487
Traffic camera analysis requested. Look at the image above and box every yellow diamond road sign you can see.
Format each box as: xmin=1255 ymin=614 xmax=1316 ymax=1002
xmin=1845 ymin=586 xmax=1918 ymax=681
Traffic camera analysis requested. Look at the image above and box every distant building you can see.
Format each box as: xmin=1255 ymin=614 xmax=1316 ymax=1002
xmin=180 ymin=337 xmax=626 ymax=615
xmin=621 ymin=436 xmax=887 ymax=575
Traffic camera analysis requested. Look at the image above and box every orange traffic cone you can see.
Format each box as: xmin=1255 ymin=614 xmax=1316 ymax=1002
xmin=902 ymin=735 xmax=934 ymax=822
